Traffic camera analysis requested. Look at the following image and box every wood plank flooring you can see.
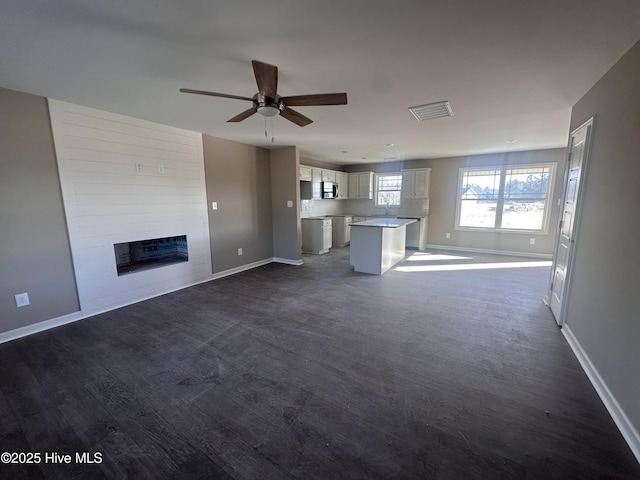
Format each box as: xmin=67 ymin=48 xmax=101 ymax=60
xmin=1 ymin=247 xmax=638 ymax=479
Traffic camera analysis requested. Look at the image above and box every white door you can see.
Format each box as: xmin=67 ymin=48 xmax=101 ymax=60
xmin=548 ymin=118 xmax=593 ymax=325
xmin=322 ymin=222 xmax=333 ymax=249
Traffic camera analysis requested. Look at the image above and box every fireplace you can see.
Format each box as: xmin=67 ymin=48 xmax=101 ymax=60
xmin=114 ymin=235 xmax=188 ymax=276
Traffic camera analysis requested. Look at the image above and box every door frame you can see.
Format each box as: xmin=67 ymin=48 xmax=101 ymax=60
xmin=545 ymin=116 xmax=595 ymax=326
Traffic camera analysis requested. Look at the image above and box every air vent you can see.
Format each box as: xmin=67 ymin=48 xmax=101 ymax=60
xmin=408 ymin=101 xmax=453 ymax=122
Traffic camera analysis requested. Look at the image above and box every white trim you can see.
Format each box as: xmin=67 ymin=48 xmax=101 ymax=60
xmin=211 ymin=258 xmax=276 ymax=280
xmin=454 ymin=162 xmax=556 ymax=234
xmin=374 ymin=172 xmax=403 ymax=207
xmin=424 ymin=243 xmax=553 ymax=259
xmin=562 ymin=325 xmax=640 ymax=464
xmin=273 ymin=257 xmax=304 ymax=266
xmin=547 ymin=117 xmax=595 ymax=327
xmin=0 ymin=312 xmax=83 ymax=345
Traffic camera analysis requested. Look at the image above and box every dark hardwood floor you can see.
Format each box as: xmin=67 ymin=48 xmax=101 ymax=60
xmin=1 ymin=247 xmax=638 ymax=479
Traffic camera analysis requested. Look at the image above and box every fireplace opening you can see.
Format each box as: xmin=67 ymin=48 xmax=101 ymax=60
xmin=114 ymin=235 xmax=188 ymax=276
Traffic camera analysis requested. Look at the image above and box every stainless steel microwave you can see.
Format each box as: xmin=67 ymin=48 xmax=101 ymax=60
xmin=322 ymin=181 xmax=338 ymax=199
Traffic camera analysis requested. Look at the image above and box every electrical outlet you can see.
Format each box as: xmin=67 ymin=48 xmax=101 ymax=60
xmin=529 ymin=238 xmax=536 ymax=245
xmin=238 ymin=247 xmax=243 ymax=256
xmin=446 ymin=233 xmax=451 ymax=239
xmin=287 ymin=200 xmax=293 ymax=208
xmin=15 ymin=292 xmax=30 ymax=307
xmin=135 ymin=162 xmax=143 ymax=172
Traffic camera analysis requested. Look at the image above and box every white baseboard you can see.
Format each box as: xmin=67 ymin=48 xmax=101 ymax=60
xmin=424 ymin=243 xmax=553 ymax=259
xmin=273 ymin=257 xmax=304 ymax=266
xmin=562 ymin=325 xmax=640 ymax=464
xmin=0 ymin=311 xmax=82 ymax=345
xmin=211 ymin=258 xmax=275 ymax=280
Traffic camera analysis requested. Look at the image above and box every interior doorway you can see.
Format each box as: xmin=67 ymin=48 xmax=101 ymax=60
xmin=546 ymin=117 xmax=594 ymax=326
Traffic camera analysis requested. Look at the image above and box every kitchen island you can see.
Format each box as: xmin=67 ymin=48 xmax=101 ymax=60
xmin=350 ymin=218 xmax=416 ymax=274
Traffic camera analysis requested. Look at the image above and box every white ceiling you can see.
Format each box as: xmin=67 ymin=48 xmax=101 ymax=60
xmin=2 ymin=1 xmax=640 ymax=165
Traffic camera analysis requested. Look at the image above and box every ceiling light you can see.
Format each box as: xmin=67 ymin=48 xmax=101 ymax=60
xmin=384 ymin=143 xmax=394 ymax=147
xmin=505 ymin=139 xmax=517 ymax=144
xmin=409 ymin=101 xmax=453 ymax=121
xmin=257 ymin=105 xmax=280 ymax=117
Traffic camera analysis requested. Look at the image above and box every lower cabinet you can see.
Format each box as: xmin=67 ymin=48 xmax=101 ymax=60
xmin=302 ymin=218 xmax=332 ymax=254
xmin=329 ymin=215 xmax=352 ymax=247
xmin=403 ymin=217 xmax=428 ymax=250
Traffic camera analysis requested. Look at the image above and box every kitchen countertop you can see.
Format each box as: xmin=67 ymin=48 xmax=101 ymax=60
xmin=350 ymin=218 xmax=417 ymax=228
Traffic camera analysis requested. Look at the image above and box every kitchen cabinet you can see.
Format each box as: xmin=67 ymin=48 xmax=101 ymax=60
xmin=336 ymin=172 xmax=349 ymax=199
xmin=321 ymin=170 xmax=337 ymax=182
xmin=399 ymin=216 xmax=428 ymax=250
xmin=328 ymin=215 xmax=352 ymax=246
xmin=312 ymin=168 xmax=322 ymax=199
xmin=300 ymin=164 xmax=349 ymax=200
xmin=402 ymin=168 xmax=431 ymax=198
xmin=348 ymin=172 xmax=374 ymax=199
xmin=350 ymin=218 xmax=416 ymax=275
xmin=302 ymin=217 xmax=332 ymax=254
xmin=299 ymin=165 xmax=312 ymax=181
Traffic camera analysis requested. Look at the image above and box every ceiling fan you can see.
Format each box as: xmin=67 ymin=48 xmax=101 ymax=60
xmin=180 ymin=60 xmax=347 ymax=127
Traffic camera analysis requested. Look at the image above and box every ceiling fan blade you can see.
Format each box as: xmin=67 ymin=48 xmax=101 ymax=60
xmin=179 ymin=88 xmax=254 ymax=102
xmin=227 ymin=108 xmax=257 ymax=122
xmin=281 ymin=93 xmax=348 ymax=106
xmin=280 ymin=107 xmax=313 ymax=127
xmin=252 ymin=60 xmax=278 ymax=99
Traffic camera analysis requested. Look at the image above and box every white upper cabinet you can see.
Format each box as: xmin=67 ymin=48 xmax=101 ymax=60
xmin=299 ymin=165 xmax=312 ymax=181
xmin=321 ymin=170 xmax=337 ymax=182
xmin=312 ymin=168 xmax=322 ymax=199
xmin=336 ymin=172 xmax=349 ymax=199
xmin=402 ymin=168 xmax=431 ymax=199
xmin=348 ymin=172 xmax=374 ymax=199
xmin=300 ymin=164 xmax=349 ymax=200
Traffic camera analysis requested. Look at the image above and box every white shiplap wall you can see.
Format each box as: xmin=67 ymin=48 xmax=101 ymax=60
xmin=49 ymin=99 xmax=212 ymax=317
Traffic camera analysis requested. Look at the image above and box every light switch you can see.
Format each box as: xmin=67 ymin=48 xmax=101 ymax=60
xmin=212 ymin=202 xmax=218 ymax=210
xmin=157 ymin=164 xmax=164 ymax=174
xmin=287 ymin=200 xmax=293 ymax=208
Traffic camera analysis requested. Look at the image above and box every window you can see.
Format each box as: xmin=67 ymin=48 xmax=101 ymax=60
xmin=375 ymin=173 xmax=402 ymax=206
xmin=456 ymin=164 xmax=555 ymax=232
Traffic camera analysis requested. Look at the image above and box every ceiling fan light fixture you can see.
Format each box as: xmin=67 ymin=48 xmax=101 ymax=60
xmin=257 ymin=105 xmax=280 ymax=117
xmin=409 ymin=101 xmax=453 ymax=122
xmin=181 ymin=61 xmax=346 ymax=127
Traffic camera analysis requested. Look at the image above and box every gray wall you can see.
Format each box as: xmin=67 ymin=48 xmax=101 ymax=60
xmin=270 ymin=146 xmax=302 ymax=262
xmin=348 ymin=149 xmax=566 ymax=255
xmin=421 ymin=150 xmax=565 ymax=255
xmin=565 ymin=40 xmax=640 ymax=433
xmin=202 ymin=135 xmax=274 ymax=273
xmin=0 ymin=87 xmax=79 ymax=333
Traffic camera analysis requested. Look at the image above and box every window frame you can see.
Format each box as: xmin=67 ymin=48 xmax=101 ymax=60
xmin=374 ymin=172 xmax=403 ymax=207
xmin=454 ymin=163 xmax=556 ymax=234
